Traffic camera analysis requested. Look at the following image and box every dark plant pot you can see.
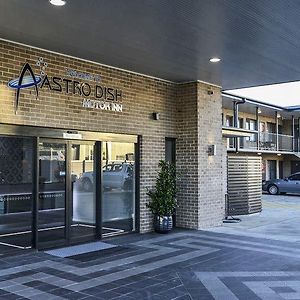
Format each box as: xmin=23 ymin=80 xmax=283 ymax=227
xmin=154 ymin=215 xmax=173 ymax=233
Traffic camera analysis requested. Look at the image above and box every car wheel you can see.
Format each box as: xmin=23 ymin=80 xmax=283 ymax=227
xmin=268 ymin=184 xmax=279 ymax=195
xmin=82 ymin=178 xmax=92 ymax=192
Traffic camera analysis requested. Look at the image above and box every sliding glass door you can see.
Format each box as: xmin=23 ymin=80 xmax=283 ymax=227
xmin=0 ymin=132 xmax=137 ymax=250
xmin=38 ymin=141 xmax=66 ymax=245
xmin=38 ymin=140 xmax=97 ymax=248
xmin=102 ymin=142 xmax=135 ymax=237
xmin=71 ymin=143 xmax=96 ymax=241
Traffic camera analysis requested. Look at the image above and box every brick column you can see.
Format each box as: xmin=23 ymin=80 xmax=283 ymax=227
xmin=176 ymin=81 xmax=225 ymax=229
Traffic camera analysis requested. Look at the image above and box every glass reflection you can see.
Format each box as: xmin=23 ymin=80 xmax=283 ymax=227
xmin=72 ymin=144 xmax=95 ymax=239
xmin=38 ymin=142 xmax=66 ymax=243
xmin=0 ymin=137 xmax=33 ymax=248
xmin=102 ymin=142 xmax=135 ymax=236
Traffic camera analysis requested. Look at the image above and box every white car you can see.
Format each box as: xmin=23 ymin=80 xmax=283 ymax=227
xmin=79 ymin=163 xmax=134 ymax=191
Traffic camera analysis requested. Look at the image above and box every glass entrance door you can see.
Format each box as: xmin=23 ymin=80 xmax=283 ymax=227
xmin=102 ymin=142 xmax=135 ymax=237
xmin=38 ymin=140 xmax=96 ymax=248
xmin=38 ymin=141 xmax=66 ymax=246
xmin=70 ymin=143 xmax=96 ymax=242
xmin=0 ymin=133 xmax=137 ymax=251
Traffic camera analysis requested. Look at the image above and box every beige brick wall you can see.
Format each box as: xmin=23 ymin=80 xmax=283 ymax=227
xmin=0 ymin=40 xmax=226 ymax=232
xmin=176 ymin=83 xmax=199 ymax=228
xmin=176 ymin=82 xmax=225 ymax=229
xmin=197 ymin=83 xmax=225 ymax=228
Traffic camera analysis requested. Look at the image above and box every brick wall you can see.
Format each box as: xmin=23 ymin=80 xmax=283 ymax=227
xmin=176 ymin=82 xmax=225 ymax=229
xmin=0 ymin=40 xmax=226 ymax=232
xmin=197 ymin=83 xmax=225 ymax=228
xmin=176 ymin=83 xmax=199 ymax=228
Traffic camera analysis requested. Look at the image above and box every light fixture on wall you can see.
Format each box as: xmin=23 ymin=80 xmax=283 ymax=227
xmin=152 ymin=112 xmax=160 ymax=120
xmin=277 ymin=153 xmax=282 ymax=156
xmin=208 ymin=144 xmax=216 ymax=156
xmin=277 ymin=113 xmax=281 ymax=118
xmin=49 ymin=0 xmax=66 ymax=6
xmin=257 ymin=108 xmax=262 ymax=114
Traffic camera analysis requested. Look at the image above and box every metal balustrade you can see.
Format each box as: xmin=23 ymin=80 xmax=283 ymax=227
xmin=227 ymin=131 xmax=297 ymax=153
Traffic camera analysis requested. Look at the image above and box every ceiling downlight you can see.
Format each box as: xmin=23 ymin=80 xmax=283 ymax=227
xmin=209 ymin=57 xmax=221 ymax=63
xmin=49 ymin=0 xmax=66 ymax=6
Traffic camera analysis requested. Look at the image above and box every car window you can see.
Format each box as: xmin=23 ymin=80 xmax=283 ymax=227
xmin=289 ymin=174 xmax=300 ymax=181
xmin=111 ymin=164 xmax=123 ymax=172
xmin=103 ymin=164 xmax=112 ymax=172
xmin=103 ymin=164 xmax=123 ymax=172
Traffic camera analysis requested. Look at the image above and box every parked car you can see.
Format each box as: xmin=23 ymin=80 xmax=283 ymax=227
xmin=262 ymin=172 xmax=300 ymax=195
xmin=79 ymin=163 xmax=134 ymax=191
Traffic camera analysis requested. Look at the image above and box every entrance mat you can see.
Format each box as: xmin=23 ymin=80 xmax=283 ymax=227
xmin=68 ymin=246 xmax=130 ymax=262
xmin=44 ymin=241 xmax=117 ymax=258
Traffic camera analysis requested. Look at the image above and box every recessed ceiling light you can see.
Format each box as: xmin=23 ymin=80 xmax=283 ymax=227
xmin=209 ymin=57 xmax=221 ymax=63
xmin=49 ymin=0 xmax=66 ymax=6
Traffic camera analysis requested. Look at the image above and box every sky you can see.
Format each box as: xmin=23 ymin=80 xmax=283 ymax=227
xmin=225 ymin=81 xmax=300 ymax=108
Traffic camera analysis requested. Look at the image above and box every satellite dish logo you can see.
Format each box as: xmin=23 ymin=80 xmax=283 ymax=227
xmin=8 ymin=58 xmax=47 ymax=114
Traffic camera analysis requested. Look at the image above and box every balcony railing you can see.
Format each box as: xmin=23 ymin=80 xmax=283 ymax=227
xmin=227 ymin=132 xmax=297 ymax=153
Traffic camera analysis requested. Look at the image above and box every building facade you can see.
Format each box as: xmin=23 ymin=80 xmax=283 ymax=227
xmin=0 ymin=40 xmax=226 ymax=249
xmin=222 ymin=95 xmax=300 ymax=182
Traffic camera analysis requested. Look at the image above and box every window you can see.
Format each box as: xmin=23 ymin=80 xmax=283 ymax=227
xmin=267 ymin=122 xmax=276 ymax=133
xmin=225 ymin=115 xmax=233 ymax=127
xmin=238 ymin=117 xmax=244 ymax=129
xmin=165 ymin=138 xmax=176 ymax=164
xmin=289 ymin=174 xmax=300 ymax=181
xmin=246 ymin=118 xmax=257 ymax=143
xmin=246 ymin=118 xmax=257 ymax=131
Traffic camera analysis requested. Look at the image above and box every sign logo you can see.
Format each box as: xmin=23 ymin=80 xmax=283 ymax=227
xmin=8 ymin=58 xmax=47 ymax=114
xmin=8 ymin=63 xmax=40 ymax=113
xmin=8 ymin=58 xmax=123 ymax=114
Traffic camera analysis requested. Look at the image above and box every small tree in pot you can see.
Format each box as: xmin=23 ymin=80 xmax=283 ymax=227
xmin=146 ymin=160 xmax=178 ymax=233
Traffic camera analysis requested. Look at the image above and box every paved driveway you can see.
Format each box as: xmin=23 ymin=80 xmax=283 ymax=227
xmin=1 ymin=229 xmax=300 ymax=299
xmin=209 ymin=194 xmax=300 ymax=242
xmin=1 ymin=195 xmax=300 ymax=299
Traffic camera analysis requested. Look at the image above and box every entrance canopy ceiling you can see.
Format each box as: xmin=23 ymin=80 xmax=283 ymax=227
xmin=1 ymin=0 xmax=300 ymax=89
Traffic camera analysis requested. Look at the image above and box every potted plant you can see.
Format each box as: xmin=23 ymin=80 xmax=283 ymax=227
xmin=146 ymin=160 xmax=178 ymax=233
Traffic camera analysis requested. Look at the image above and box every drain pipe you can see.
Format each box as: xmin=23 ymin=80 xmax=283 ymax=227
xmin=232 ymin=98 xmax=246 ymax=152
